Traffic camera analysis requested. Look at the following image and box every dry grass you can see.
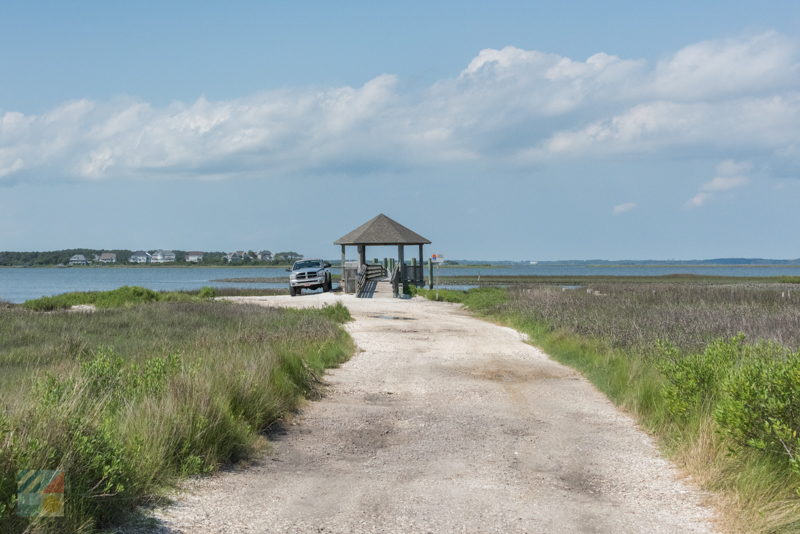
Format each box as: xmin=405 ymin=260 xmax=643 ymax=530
xmin=504 ymin=283 xmax=800 ymax=353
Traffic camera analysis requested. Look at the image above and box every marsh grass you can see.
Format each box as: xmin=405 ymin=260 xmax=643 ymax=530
xmin=505 ymin=283 xmax=800 ymax=352
xmin=437 ymin=273 xmax=800 ymax=287
xmin=0 ymin=299 xmax=352 ymax=532
xmin=415 ymin=285 xmax=800 ymax=532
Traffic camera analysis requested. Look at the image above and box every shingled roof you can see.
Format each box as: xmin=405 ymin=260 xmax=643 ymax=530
xmin=334 ymin=214 xmax=431 ymax=245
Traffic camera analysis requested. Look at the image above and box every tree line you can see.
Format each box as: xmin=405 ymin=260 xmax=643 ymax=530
xmin=0 ymin=250 xmax=304 ymax=266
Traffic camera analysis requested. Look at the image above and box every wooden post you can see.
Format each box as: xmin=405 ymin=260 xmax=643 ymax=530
xmin=418 ymin=244 xmax=423 ymax=284
xmin=340 ymin=245 xmax=346 ymax=292
xmin=357 ymin=245 xmax=365 ymax=268
xmin=428 ymin=258 xmax=433 ymax=290
xmin=398 ymin=244 xmax=405 ymax=293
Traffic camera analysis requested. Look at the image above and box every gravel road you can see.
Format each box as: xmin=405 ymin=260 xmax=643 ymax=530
xmin=151 ymin=293 xmax=716 ymax=533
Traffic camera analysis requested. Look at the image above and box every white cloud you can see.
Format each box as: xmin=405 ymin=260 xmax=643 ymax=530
xmin=612 ymin=202 xmax=637 ymax=215
xmin=650 ymin=31 xmax=797 ymax=100
xmin=687 ymin=160 xmax=751 ymax=207
xmin=0 ymin=32 xmax=797 ymax=184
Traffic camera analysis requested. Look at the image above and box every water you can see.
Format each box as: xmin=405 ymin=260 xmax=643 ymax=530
xmin=0 ymin=267 xmax=300 ymax=303
xmin=2 ymin=264 xmax=800 ymax=303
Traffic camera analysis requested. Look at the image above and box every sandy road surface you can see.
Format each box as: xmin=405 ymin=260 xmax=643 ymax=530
xmin=152 ymin=293 xmax=715 ymax=533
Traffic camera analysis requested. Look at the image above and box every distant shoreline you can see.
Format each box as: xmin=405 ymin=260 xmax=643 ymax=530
xmin=4 ymin=263 xmax=800 ymax=269
xmin=585 ymin=264 xmax=800 ymax=268
xmin=0 ymin=264 xmax=294 ymax=269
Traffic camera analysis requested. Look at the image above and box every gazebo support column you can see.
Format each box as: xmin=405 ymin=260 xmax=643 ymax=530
xmin=340 ymin=244 xmax=346 ymax=291
xmin=398 ymin=244 xmax=405 ymax=294
xmin=358 ymin=245 xmax=366 ymax=269
xmin=418 ymin=244 xmax=424 ymax=285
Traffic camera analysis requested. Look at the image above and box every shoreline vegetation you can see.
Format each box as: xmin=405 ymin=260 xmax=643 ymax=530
xmin=212 ymin=274 xmax=800 ymax=285
xmin=412 ymin=284 xmax=800 ymax=533
xmin=0 ymin=250 xmax=304 ymax=268
xmin=436 ymin=274 xmax=800 ymax=285
xmin=0 ymin=287 xmax=351 ymax=532
xmin=0 ymin=264 xmax=294 ymax=269
xmin=586 ymin=263 xmax=800 ymax=269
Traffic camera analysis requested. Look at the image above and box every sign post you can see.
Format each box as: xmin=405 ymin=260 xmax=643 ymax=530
xmin=431 ymin=254 xmax=444 ymax=300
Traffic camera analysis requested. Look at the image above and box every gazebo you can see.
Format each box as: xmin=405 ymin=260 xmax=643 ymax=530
xmin=334 ymin=214 xmax=431 ymax=295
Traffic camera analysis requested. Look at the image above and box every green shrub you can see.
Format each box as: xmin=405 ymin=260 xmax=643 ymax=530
xmin=715 ymin=346 xmax=800 ymax=475
xmin=198 ymin=286 xmax=216 ymax=299
xmin=92 ymin=286 xmax=160 ymax=308
xmin=314 ymin=302 xmax=352 ymax=323
xmin=658 ymin=335 xmax=748 ymax=418
xmin=21 ymin=285 xmax=221 ymax=311
xmin=23 ymin=286 xmax=161 ymax=311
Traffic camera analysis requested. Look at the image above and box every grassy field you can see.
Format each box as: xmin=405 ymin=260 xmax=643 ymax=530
xmin=415 ymin=284 xmax=800 ymax=533
xmin=0 ymin=290 xmax=352 ymax=532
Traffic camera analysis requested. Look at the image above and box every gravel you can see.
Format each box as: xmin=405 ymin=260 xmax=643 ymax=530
xmin=145 ymin=293 xmax=717 ymax=533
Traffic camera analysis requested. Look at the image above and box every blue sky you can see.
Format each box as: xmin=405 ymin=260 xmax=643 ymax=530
xmin=1 ymin=1 xmax=799 ymax=260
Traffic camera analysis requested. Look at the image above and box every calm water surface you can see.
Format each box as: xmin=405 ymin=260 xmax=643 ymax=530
xmin=2 ymin=264 xmax=800 ymax=303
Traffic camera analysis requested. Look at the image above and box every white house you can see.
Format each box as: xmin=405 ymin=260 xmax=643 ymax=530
xmin=257 ymin=250 xmax=272 ymax=261
xmin=129 ymin=251 xmax=151 ymax=263
xmin=185 ymin=251 xmax=204 ymax=263
xmin=151 ymin=250 xmax=176 ymax=263
xmin=225 ymin=251 xmax=246 ymax=263
xmin=69 ymin=254 xmax=89 ymax=265
xmin=98 ymin=252 xmax=117 ymax=264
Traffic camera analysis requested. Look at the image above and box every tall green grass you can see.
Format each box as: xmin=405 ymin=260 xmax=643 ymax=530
xmin=0 ymin=299 xmax=353 ymax=532
xmin=415 ymin=285 xmax=800 ymax=532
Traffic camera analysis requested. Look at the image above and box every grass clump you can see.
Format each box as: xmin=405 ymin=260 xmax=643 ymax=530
xmin=22 ymin=285 xmax=222 ymax=311
xmin=418 ymin=284 xmax=800 ymax=532
xmin=0 ymin=300 xmax=352 ymax=532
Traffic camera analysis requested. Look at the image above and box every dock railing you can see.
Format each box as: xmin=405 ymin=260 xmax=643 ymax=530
xmin=390 ymin=264 xmax=402 ymax=298
xmin=356 ymin=263 xmax=387 ymax=297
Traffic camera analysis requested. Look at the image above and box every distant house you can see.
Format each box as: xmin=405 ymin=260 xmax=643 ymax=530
xmin=129 ymin=251 xmax=151 ymax=264
xmin=185 ymin=251 xmax=204 ymax=263
xmin=151 ymin=250 xmax=176 ymax=264
xmin=69 ymin=254 xmax=89 ymax=266
xmin=257 ymin=250 xmax=273 ymax=261
xmin=98 ymin=252 xmax=117 ymax=264
xmin=225 ymin=251 xmax=246 ymax=263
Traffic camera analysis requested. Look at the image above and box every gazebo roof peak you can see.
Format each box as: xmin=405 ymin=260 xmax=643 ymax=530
xmin=334 ymin=214 xmax=431 ymax=246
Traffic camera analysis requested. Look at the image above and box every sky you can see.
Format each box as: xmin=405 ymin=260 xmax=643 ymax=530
xmin=1 ymin=1 xmax=799 ymax=261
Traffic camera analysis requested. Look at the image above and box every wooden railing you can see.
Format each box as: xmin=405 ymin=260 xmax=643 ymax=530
xmin=356 ymin=264 xmax=387 ymax=297
xmin=355 ymin=268 xmax=368 ymax=297
xmin=390 ymin=264 xmax=402 ymax=298
xmin=364 ymin=264 xmax=386 ymax=280
xmin=403 ymin=264 xmax=423 ymax=284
